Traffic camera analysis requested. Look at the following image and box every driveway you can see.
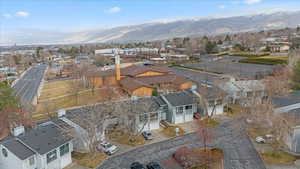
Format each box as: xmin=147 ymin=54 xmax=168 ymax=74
xmin=98 ymin=119 xmax=266 ymax=169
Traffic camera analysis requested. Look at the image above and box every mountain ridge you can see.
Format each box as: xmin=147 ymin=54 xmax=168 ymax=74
xmin=1 ymin=11 xmax=300 ymax=46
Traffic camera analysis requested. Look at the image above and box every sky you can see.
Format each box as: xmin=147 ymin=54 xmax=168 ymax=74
xmin=1 ymin=0 xmax=300 ymax=33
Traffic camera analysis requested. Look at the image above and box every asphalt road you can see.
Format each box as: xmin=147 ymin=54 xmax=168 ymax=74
xmin=98 ymin=119 xmax=266 ymax=169
xmin=12 ymin=64 xmax=47 ymax=106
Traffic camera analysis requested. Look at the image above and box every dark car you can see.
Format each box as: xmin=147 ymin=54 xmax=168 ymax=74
xmin=146 ymin=162 xmax=164 ymax=169
xmin=130 ymin=162 xmax=146 ymax=169
xmin=142 ymin=131 xmax=154 ymax=140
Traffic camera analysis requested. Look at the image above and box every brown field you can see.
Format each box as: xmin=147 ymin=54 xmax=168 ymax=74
xmin=34 ymin=79 xmax=125 ymax=121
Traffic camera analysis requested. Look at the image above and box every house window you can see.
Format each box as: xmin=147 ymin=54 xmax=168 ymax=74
xmin=176 ymin=106 xmax=183 ymax=115
xmin=60 ymin=143 xmax=69 ymax=156
xmin=185 ymin=105 xmax=193 ymax=110
xmin=208 ymin=100 xmax=215 ymax=107
xmin=247 ymin=92 xmax=253 ymax=97
xmin=46 ymin=149 xmax=57 ymax=163
xmin=150 ymin=112 xmax=158 ymax=121
xmin=2 ymin=148 xmax=8 ymax=157
xmin=139 ymin=113 xmax=148 ymax=122
xmin=216 ymin=99 xmax=222 ymax=105
xmin=29 ymin=156 xmax=35 ymax=166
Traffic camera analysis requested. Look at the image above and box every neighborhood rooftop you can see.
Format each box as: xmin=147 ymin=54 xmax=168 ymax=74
xmin=272 ymin=91 xmax=300 ymax=108
xmin=1 ymin=138 xmax=35 ymax=160
xmin=17 ymin=124 xmax=71 ymax=155
xmin=162 ymin=90 xmax=197 ymax=106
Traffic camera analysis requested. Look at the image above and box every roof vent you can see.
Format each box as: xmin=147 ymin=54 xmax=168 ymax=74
xmin=13 ymin=126 xmax=25 ymax=136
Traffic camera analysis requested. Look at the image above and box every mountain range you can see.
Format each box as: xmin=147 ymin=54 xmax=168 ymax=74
xmin=1 ymin=11 xmax=300 ymax=46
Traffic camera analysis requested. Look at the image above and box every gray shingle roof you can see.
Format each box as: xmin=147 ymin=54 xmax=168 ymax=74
xmin=162 ymin=90 xmax=197 ymax=106
xmin=65 ymin=97 xmax=161 ymax=130
xmin=2 ymin=139 xmax=35 ymax=160
xmin=272 ymin=91 xmax=300 ymax=108
xmin=18 ymin=124 xmax=72 ymax=155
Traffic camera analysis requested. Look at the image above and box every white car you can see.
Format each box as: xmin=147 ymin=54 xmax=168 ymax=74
xmin=255 ymin=136 xmax=266 ymax=143
xmin=98 ymin=142 xmax=118 ymax=155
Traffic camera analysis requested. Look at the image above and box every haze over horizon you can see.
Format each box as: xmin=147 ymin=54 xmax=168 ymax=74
xmin=1 ymin=0 xmax=300 ymax=32
xmin=1 ymin=0 xmax=300 ymax=45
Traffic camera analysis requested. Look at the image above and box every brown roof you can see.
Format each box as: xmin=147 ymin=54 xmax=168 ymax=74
xmin=97 ymin=65 xmax=171 ymax=77
xmin=121 ymin=65 xmax=170 ymax=77
xmin=119 ymin=77 xmax=153 ymax=91
xmin=119 ymin=74 xmax=192 ymax=92
xmin=137 ymin=74 xmax=190 ymax=85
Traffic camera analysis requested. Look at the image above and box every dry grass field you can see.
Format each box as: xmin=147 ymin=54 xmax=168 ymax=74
xmin=33 ymin=79 xmax=125 ymax=120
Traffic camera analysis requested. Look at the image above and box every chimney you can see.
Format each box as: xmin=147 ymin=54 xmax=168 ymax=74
xmin=13 ymin=126 xmax=25 ymax=136
xmin=115 ymin=52 xmax=121 ymax=81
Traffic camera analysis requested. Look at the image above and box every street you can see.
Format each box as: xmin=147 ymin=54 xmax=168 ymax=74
xmin=98 ymin=119 xmax=266 ymax=169
xmin=12 ymin=64 xmax=47 ymax=106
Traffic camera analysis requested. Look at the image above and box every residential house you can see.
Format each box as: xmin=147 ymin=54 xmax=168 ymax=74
xmin=273 ymin=91 xmax=300 ymax=113
xmin=60 ymin=97 xmax=163 ymax=151
xmin=94 ymin=62 xmax=195 ymax=96
xmin=281 ymin=108 xmax=300 ymax=153
xmin=193 ymin=86 xmax=226 ymax=116
xmin=218 ymin=78 xmax=266 ymax=105
xmin=272 ymin=91 xmax=300 ymax=153
xmin=161 ymin=90 xmax=198 ymax=124
xmin=0 ymin=124 xmax=73 ymax=169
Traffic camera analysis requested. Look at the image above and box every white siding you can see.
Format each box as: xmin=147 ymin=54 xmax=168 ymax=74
xmin=207 ymin=104 xmax=224 ymax=116
xmin=0 ymin=145 xmax=26 ymax=169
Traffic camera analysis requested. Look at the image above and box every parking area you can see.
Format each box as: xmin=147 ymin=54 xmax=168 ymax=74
xmin=98 ymin=118 xmax=266 ymax=169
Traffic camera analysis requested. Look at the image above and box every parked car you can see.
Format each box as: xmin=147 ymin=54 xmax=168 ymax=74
xmin=193 ymin=113 xmax=201 ymax=120
xmin=146 ymin=162 xmax=164 ymax=169
xmin=97 ymin=142 xmax=118 ymax=155
xmin=255 ymin=136 xmax=266 ymax=143
xmin=130 ymin=162 xmax=146 ymax=169
xmin=142 ymin=131 xmax=154 ymax=140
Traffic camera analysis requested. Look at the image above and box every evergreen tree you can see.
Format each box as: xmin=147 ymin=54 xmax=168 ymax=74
xmin=293 ymin=60 xmax=300 ymax=89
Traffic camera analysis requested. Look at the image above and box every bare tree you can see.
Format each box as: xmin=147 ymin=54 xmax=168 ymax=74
xmin=264 ymin=66 xmax=293 ymax=97
xmin=64 ymin=103 xmax=115 ymax=155
xmin=195 ymin=85 xmax=226 ymax=118
xmin=115 ymin=98 xmax=155 ymax=142
xmin=289 ymin=49 xmax=300 ymax=68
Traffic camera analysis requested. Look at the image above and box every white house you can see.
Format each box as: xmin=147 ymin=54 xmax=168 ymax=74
xmin=60 ymin=97 xmax=163 ymax=151
xmin=273 ymin=91 xmax=300 ymax=114
xmin=272 ymin=91 xmax=300 ymax=153
xmin=161 ymin=90 xmax=197 ymax=124
xmin=219 ymin=78 xmax=266 ymax=106
xmin=0 ymin=124 xmax=73 ymax=169
xmin=192 ymin=86 xmax=226 ymax=116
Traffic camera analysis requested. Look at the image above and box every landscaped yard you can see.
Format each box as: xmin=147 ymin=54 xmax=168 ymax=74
xmin=261 ymin=149 xmax=296 ymax=164
xmin=107 ymin=128 xmax=145 ymax=147
xmin=72 ymin=151 xmax=107 ymax=168
xmin=162 ymin=125 xmax=185 ymax=138
xmin=224 ymin=104 xmax=243 ymax=116
xmin=198 ymin=118 xmax=220 ymax=128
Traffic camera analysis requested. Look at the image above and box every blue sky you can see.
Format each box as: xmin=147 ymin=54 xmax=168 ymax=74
xmin=1 ymin=0 xmax=300 ymax=32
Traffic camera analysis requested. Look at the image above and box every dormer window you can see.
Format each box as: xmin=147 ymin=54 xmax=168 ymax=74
xmin=46 ymin=149 xmax=57 ymax=163
xmin=2 ymin=148 xmax=8 ymax=157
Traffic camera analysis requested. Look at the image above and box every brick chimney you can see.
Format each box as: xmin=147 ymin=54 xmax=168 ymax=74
xmin=115 ymin=53 xmax=121 ymax=81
